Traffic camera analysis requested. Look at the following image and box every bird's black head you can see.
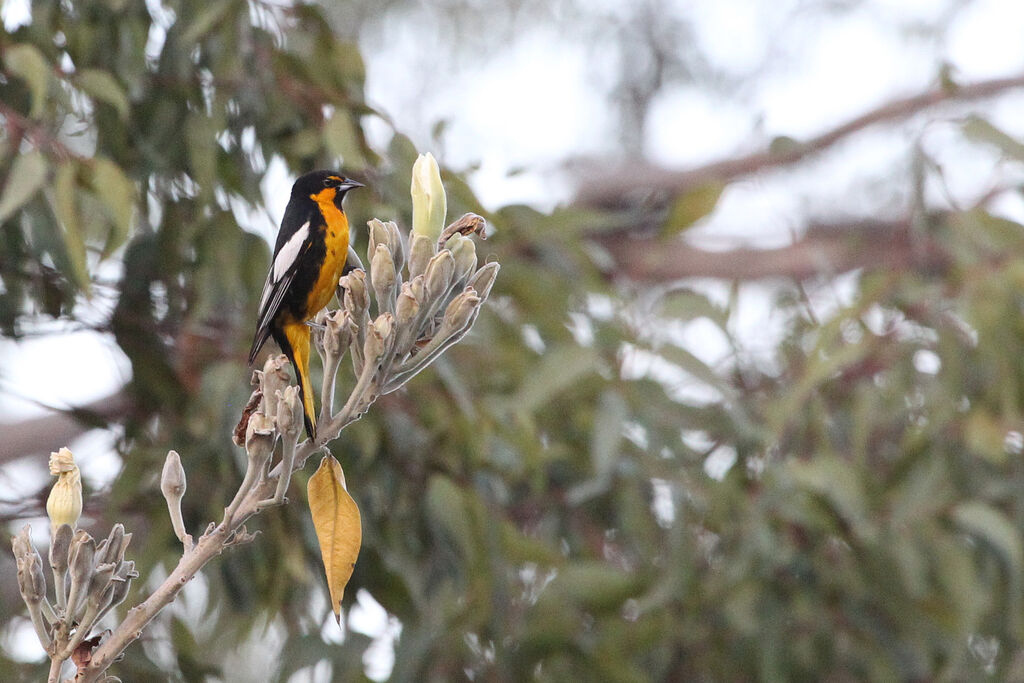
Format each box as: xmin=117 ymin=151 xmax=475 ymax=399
xmin=292 ymin=170 xmax=364 ymax=206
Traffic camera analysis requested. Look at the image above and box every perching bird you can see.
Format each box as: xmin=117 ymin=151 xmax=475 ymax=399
xmin=248 ymin=170 xmax=364 ymax=439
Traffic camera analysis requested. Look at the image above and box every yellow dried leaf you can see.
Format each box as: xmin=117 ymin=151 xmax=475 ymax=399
xmin=307 ymin=454 xmax=362 ymax=622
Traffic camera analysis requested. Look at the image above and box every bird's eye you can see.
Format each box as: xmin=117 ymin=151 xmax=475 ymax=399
xmin=322 ymin=178 xmax=334 ymax=187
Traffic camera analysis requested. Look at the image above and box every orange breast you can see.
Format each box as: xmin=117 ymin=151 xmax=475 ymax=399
xmin=305 ymin=195 xmax=350 ymax=316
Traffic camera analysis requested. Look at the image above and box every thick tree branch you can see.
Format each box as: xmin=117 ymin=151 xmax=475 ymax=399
xmin=600 ymin=220 xmax=948 ymax=282
xmin=576 ymin=71 xmax=1024 ymax=207
xmin=0 ymin=390 xmax=130 ymax=466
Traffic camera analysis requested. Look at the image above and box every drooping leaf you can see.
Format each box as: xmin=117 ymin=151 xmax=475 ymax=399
xmin=52 ymin=162 xmax=91 ymax=294
xmin=0 ymin=150 xmax=47 ymax=223
xmin=90 ymin=157 xmax=136 ymax=255
xmin=76 ymin=69 xmax=131 ymax=120
xmin=4 ymin=43 xmax=50 ymax=117
xmin=307 ymin=454 xmax=362 ymax=622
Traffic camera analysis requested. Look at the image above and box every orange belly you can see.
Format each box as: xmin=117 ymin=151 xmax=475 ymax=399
xmin=304 ymin=198 xmax=350 ymax=317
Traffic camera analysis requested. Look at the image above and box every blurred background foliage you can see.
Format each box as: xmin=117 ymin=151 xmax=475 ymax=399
xmin=3 ymin=0 xmax=1024 ymax=681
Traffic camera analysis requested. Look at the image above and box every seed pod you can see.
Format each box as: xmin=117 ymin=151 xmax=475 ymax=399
xmin=341 ymin=269 xmax=369 ymax=321
xmin=371 ymin=243 xmax=397 ymax=296
xmin=245 ymin=412 xmax=276 ymax=473
xmin=260 ymin=355 xmax=290 ymax=419
xmin=50 ymin=523 xmax=73 ymax=576
xmin=441 ymin=288 xmax=482 ymax=335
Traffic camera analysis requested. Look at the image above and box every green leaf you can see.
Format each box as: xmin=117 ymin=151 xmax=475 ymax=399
xmin=591 ymin=390 xmax=626 ymax=478
xmin=76 ymin=68 xmax=130 ymax=119
xmin=962 ymin=115 xmax=1024 ymax=161
xmin=185 ymin=113 xmax=217 ymax=203
xmin=90 ymin=158 xmax=135 ymax=255
xmin=514 ymin=346 xmax=601 ymax=413
xmin=0 ymin=150 xmax=47 ymax=222
xmin=554 ymin=561 xmax=638 ymax=611
xmin=950 ymin=502 xmax=1023 ymax=577
xmin=323 ymin=113 xmax=366 ymax=170
xmin=788 ymin=456 xmax=874 ymax=541
xmin=425 ymin=475 xmax=476 ymax=563
xmin=180 ymin=1 xmax=238 ymax=45
xmin=661 ymin=181 xmax=725 ymax=236
xmin=53 ymin=162 xmax=91 ymax=294
xmin=4 ymin=43 xmax=50 ymax=117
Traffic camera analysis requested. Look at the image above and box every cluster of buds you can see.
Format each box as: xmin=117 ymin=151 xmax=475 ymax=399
xmin=322 ymin=214 xmax=498 ymax=397
xmin=11 ymin=449 xmax=138 ymax=661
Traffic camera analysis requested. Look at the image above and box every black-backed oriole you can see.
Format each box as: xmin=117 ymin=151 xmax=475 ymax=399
xmin=248 ymin=170 xmax=364 ymax=438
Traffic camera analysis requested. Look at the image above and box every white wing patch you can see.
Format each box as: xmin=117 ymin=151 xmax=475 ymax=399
xmin=273 ymin=221 xmax=309 ymax=283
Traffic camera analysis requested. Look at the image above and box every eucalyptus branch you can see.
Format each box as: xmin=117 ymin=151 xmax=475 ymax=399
xmin=11 ymin=183 xmax=499 ymax=681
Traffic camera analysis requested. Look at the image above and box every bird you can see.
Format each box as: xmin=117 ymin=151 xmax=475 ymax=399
xmin=248 ymin=170 xmax=364 ymax=439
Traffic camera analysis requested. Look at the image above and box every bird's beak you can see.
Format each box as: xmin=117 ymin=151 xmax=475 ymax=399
xmin=339 ymin=179 xmax=365 ymax=191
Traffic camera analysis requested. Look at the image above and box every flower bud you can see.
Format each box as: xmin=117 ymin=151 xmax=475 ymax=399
xmin=245 ymin=412 xmax=276 ymax=468
xmin=66 ymin=530 xmax=96 ymax=618
xmin=88 ymin=561 xmax=116 ymax=604
xmin=276 ymin=385 xmax=303 ymax=441
xmin=395 ymin=282 xmax=420 ymax=325
xmin=371 ymin=243 xmax=397 ymax=295
xmin=411 ymin=152 xmax=446 ymax=240
xmin=424 ymin=250 xmax=455 ymax=299
xmin=161 ymin=451 xmax=186 ymax=502
xmin=260 ymin=355 xmax=290 ymax=419
xmin=440 ymin=288 xmax=481 ymax=337
xmin=467 ymin=261 xmax=500 ymax=300
xmin=96 ymin=523 xmax=130 ymax=567
xmin=47 ymin=447 xmax=82 ymax=534
xmin=446 ymin=234 xmax=477 ymax=285
xmin=341 ymin=269 xmax=369 ymax=321
xmin=408 ymin=234 xmax=435 ymax=279
xmin=106 ymin=560 xmax=137 ymax=610
xmin=385 ymin=220 xmax=406 ymax=272
xmin=409 ymin=274 xmax=426 ymax=303
xmin=363 ymin=312 xmax=394 ymax=363
xmin=50 ymin=523 xmax=73 ymax=576
xmin=367 ymin=219 xmax=390 ymax=263
xmin=18 ymin=546 xmax=47 ymax=606
xmin=323 ymin=309 xmax=356 ymax=359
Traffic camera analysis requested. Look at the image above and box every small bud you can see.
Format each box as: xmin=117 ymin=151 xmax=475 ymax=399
xmin=87 ymin=561 xmax=117 ymax=604
xmin=161 ymin=452 xmax=186 ymax=502
xmin=12 ymin=524 xmax=32 ymax=560
xmin=371 ymin=243 xmax=397 ymax=294
xmin=385 ymin=220 xmax=406 ymax=272
xmin=395 ymin=282 xmax=420 ymax=325
xmin=50 ymin=523 xmax=73 ymax=575
xmin=447 ymin=234 xmax=478 ymax=285
xmin=467 ymin=261 xmax=500 ymax=300
xmin=47 ymin=447 xmax=83 ymax=534
xmin=424 ymin=250 xmax=456 ymax=299
xmin=66 ymin=530 xmax=96 ymax=618
xmin=363 ymin=312 xmax=394 ymax=363
xmin=411 ymin=152 xmax=447 ymax=240
xmin=106 ymin=560 xmax=138 ymax=610
xmin=323 ymin=309 xmax=356 ymax=359
xmin=408 ymin=234 xmax=435 ymax=279
xmin=341 ymin=269 xmax=369 ymax=321
xmin=260 ymin=355 xmax=290 ymax=419
xmin=96 ymin=523 xmax=130 ymax=567
xmin=276 ymin=385 xmax=303 ymax=441
xmin=368 ymin=219 xmax=390 ymax=264
xmin=440 ymin=288 xmax=482 ymax=336
xmin=18 ymin=547 xmax=47 ymax=606
xmin=245 ymin=412 xmax=276 ymax=468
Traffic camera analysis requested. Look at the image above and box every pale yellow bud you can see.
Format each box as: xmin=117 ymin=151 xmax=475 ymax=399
xmin=47 ymin=447 xmax=82 ymax=533
xmin=411 ymin=152 xmax=447 ymax=240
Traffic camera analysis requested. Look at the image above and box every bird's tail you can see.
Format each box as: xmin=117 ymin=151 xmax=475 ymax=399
xmin=272 ymin=323 xmax=317 ymax=439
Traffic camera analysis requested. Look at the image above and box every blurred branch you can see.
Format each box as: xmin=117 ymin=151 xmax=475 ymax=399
xmin=0 ymin=390 xmax=130 ymax=466
xmin=576 ymin=71 xmax=1024 ymax=207
xmin=600 ymin=219 xmax=948 ymax=281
